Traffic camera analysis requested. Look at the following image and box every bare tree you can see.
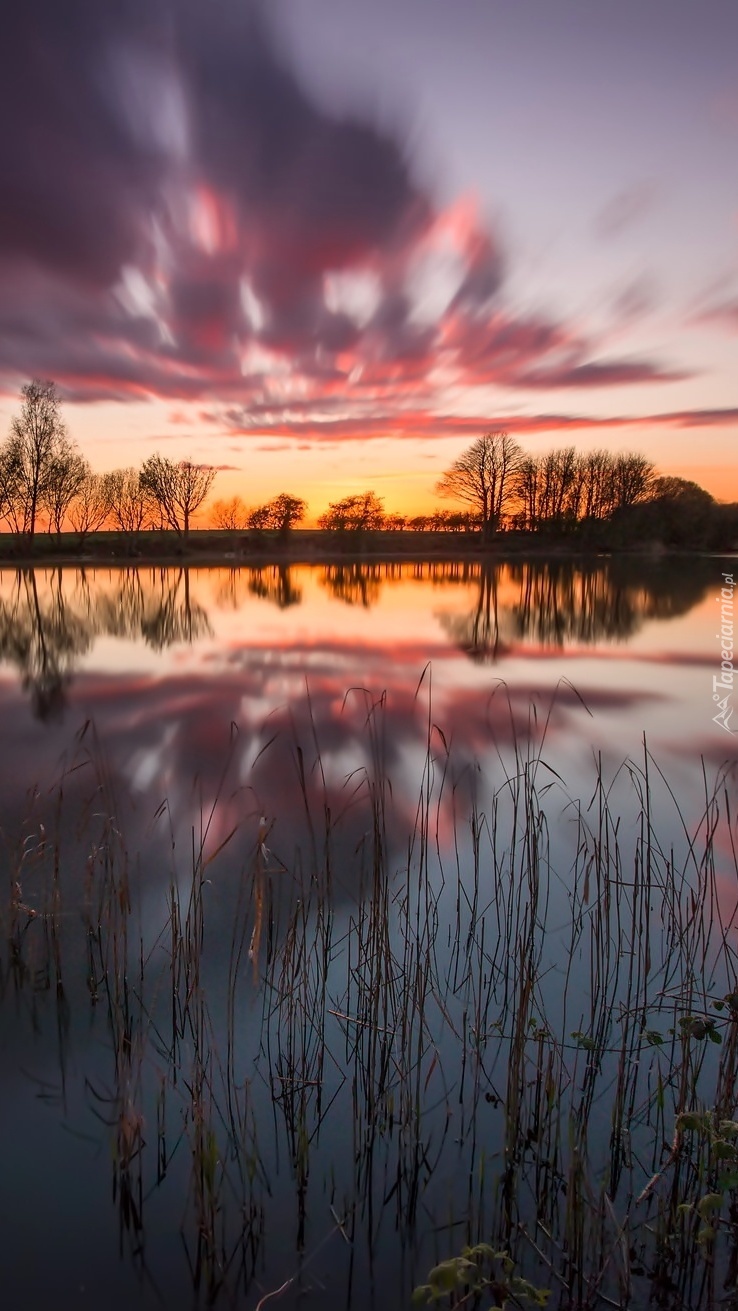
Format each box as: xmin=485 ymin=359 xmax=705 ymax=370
xmin=3 ymin=380 xmax=73 ymax=544
xmin=107 ymin=468 xmax=152 ymax=536
xmin=580 ymin=450 xmax=616 ymax=521
xmin=42 ymin=449 xmax=89 ymax=534
xmin=140 ymin=455 xmax=216 ymax=540
xmin=515 ymin=446 xmax=582 ymax=532
xmin=436 ymin=432 xmax=523 ymax=539
xmin=612 ymin=452 xmax=655 ymax=510
xmin=68 ymin=471 xmax=116 ymax=544
xmin=212 ymin=495 xmax=250 ymax=531
xmin=0 ymin=443 xmax=19 ymax=527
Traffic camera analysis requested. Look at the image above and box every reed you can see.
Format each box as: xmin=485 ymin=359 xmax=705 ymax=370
xmin=1 ymin=691 xmax=736 ymax=1309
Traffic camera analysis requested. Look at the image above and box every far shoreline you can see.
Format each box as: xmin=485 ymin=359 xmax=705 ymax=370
xmin=0 ymin=528 xmax=736 ymax=571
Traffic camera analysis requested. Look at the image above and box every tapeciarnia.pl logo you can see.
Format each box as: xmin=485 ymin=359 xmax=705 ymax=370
xmin=713 ymin=571 xmax=736 ymax=733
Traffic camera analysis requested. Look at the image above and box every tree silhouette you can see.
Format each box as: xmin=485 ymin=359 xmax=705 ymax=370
xmin=624 ymin=476 xmax=716 ymax=547
xmin=212 ymin=496 xmax=250 ymax=531
xmin=107 ymin=468 xmax=152 ymax=539
xmin=265 ymin=493 xmax=306 ymax=538
xmin=140 ymin=455 xmax=216 ymax=540
xmin=318 ymin=491 xmax=384 ymax=532
xmin=42 ymin=450 xmax=89 ymax=534
xmin=67 ymin=471 xmax=115 ymax=544
xmin=2 ymin=380 xmax=79 ymax=544
xmin=436 ymin=432 xmax=522 ymax=539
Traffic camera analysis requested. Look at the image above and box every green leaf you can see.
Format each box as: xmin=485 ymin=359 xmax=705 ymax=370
xmin=676 ymin=1112 xmax=707 ymax=1133
xmin=680 ymin=1016 xmax=707 ymax=1039
xmin=462 ymin=1243 xmax=502 ymax=1262
xmin=571 ymin=1030 xmax=596 ymax=1051
xmin=697 ymin=1192 xmax=723 ymax=1218
xmin=427 ymin=1258 xmax=474 ymax=1293
xmin=411 ymin=1285 xmax=432 ymax=1305
xmin=510 ymin=1276 xmax=551 ymax=1305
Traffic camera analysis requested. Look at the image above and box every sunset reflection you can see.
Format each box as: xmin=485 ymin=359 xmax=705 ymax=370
xmin=0 ymin=559 xmax=730 ymax=880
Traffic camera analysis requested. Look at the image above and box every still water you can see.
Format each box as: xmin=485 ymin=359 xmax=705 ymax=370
xmin=0 ymin=557 xmax=736 ymax=1310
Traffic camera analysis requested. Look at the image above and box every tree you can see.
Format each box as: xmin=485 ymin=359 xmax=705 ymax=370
xmin=611 ymin=452 xmax=656 ymax=511
xmin=107 ymin=468 xmax=152 ymax=537
xmin=318 ymin=491 xmax=385 ymax=532
xmin=249 ymin=492 xmax=306 ymax=537
xmin=139 ymin=455 xmax=216 ymax=540
xmin=580 ymin=449 xmax=617 ymax=521
xmin=629 ymin=476 xmax=716 ymax=548
xmin=247 ymin=504 xmax=272 ymax=531
xmin=67 ymin=471 xmax=116 ymax=544
xmin=212 ymin=495 xmax=250 ymax=531
xmin=42 ymin=450 xmax=89 ymax=534
xmin=3 ymin=380 xmax=73 ymax=544
xmin=514 ymin=447 xmax=583 ymax=533
xmin=0 ymin=443 xmax=19 ymax=527
xmin=436 ymin=432 xmax=523 ymax=539
xmin=264 ymin=492 xmax=307 ymax=538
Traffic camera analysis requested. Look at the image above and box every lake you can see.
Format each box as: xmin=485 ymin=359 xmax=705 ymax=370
xmin=1 ymin=556 xmax=737 ymax=1310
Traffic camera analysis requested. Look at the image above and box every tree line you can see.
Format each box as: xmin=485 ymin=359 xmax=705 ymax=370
xmin=0 ymin=382 xmax=219 ymax=544
xmin=433 ymin=431 xmax=728 ymax=544
xmin=1 ymin=382 xmax=733 ymax=550
xmin=0 ymin=380 xmax=308 ymax=545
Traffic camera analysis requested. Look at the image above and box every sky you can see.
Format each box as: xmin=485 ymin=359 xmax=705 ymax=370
xmin=0 ymin=0 xmax=736 ymax=520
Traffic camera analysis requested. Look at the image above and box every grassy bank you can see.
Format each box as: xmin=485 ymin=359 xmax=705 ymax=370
xmin=0 ymin=526 xmax=732 ymax=570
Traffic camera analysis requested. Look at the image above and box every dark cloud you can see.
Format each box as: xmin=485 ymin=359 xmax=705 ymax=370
xmin=518 ymin=358 xmax=689 ymax=389
xmin=0 ymin=0 xmax=692 ymax=429
xmin=212 ymin=403 xmax=737 ymax=443
xmin=0 ymin=1 xmax=163 ymax=287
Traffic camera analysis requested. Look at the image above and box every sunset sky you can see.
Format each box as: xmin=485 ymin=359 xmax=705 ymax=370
xmin=1 ymin=0 xmax=736 ymax=520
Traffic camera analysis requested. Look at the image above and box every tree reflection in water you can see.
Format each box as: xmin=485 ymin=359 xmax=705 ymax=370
xmin=248 ymin=565 xmax=302 ymax=609
xmin=214 ymin=565 xmax=302 ymax=610
xmin=438 ymin=556 xmax=712 ymax=661
xmin=321 ymin=562 xmax=384 ymax=607
xmin=0 ymin=569 xmax=92 ymax=719
xmin=0 ymin=557 xmax=716 ymax=716
xmin=0 ymin=567 xmax=212 ymax=718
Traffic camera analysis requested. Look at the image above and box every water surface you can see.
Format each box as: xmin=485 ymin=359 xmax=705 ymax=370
xmin=1 ymin=557 xmax=736 ymax=1311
